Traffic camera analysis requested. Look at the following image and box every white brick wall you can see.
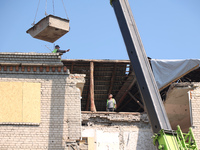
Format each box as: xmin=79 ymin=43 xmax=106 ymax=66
xmin=81 ymin=112 xmax=156 ymax=150
xmin=190 ymin=83 xmax=200 ymax=148
xmin=0 ymin=73 xmax=85 ymax=150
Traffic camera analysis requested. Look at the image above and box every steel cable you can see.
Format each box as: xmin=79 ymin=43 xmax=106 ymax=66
xmin=32 ymin=0 xmax=41 ymax=25
xmin=61 ymin=0 xmax=69 ymax=20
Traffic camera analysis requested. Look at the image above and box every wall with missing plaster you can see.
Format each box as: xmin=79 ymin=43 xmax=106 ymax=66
xmin=163 ymin=82 xmax=200 ymax=148
xmin=80 ymin=112 xmax=156 ymax=150
xmin=189 ymin=83 xmax=200 ymax=148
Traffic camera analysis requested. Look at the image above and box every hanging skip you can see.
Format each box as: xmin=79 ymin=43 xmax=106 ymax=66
xmin=26 ymin=0 xmax=70 ymax=43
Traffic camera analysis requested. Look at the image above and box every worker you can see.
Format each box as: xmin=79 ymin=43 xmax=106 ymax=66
xmin=52 ymin=45 xmax=70 ymax=54
xmin=106 ymin=94 xmax=117 ymax=112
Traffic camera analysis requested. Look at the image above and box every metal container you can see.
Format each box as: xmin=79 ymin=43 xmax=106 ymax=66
xmin=26 ymin=15 xmax=70 ymax=43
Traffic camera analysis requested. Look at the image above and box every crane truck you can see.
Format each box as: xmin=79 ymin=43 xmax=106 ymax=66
xmin=110 ymin=0 xmax=198 ymax=149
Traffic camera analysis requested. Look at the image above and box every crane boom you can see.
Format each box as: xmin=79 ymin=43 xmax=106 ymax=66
xmin=111 ymin=0 xmax=171 ymax=133
xmin=110 ymin=0 xmax=198 ymax=149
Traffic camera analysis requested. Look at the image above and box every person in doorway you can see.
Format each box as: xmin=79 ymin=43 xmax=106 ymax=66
xmin=106 ymin=94 xmax=117 ymax=112
xmin=52 ymin=45 xmax=70 ymax=54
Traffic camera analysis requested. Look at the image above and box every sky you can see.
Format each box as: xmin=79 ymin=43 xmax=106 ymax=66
xmin=0 ymin=0 xmax=200 ymax=60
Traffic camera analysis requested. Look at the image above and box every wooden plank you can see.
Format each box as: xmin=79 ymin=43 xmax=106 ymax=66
xmin=0 ymin=82 xmax=41 ymax=123
xmin=0 ymin=82 xmax=23 ymax=123
xmin=116 ymin=76 xmax=136 ymax=108
xmin=128 ymin=92 xmax=144 ymax=109
xmin=90 ymin=62 xmax=96 ymax=112
xmin=23 ymin=83 xmax=41 ymax=123
xmin=62 ymin=59 xmax=130 ymax=63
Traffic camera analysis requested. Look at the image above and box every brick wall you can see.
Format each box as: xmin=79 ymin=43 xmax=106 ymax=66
xmin=81 ymin=112 xmax=156 ymax=150
xmin=190 ymin=83 xmax=200 ymax=148
xmin=0 ymin=53 xmax=85 ymax=150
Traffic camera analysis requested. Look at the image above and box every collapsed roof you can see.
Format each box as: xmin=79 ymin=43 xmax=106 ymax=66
xmin=62 ymin=59 xmax=200 ymax=112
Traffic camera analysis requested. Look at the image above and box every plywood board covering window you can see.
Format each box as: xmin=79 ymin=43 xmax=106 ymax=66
xmin=0 ymin=82 xmax=41 ymax=124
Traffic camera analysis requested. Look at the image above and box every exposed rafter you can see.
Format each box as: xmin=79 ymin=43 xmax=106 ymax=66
xmin=128 ymin=92 xmax=144 ymax=109
xmin=108 ymin=64 xmax=117 ymax=95
xmin=115 ymin=72 xmax=136 ymax=108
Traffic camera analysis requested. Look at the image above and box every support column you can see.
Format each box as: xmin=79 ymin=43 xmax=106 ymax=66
xmin=90 ymin=62 xmax=96 ymax=112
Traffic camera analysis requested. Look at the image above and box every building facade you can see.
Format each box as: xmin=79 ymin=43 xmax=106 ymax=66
xmin=0 ymin=53 xmax=200 ymax=150
xmin=0 ymin=53 xmax=85 ymax=150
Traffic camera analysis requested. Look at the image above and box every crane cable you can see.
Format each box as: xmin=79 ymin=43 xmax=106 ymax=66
xmin=45 ymin=0 xmax=48 ymax=16
xmin=52 ymin=0 xmax=55 ymax=15
xmin=32 ymin=0 xmax=41 ymax=25
xmin=61 ymin=0 xmax=69 ymax=20
xmin=46 ymin=0 xmax=55 ymax=16
xmin=32 ymin=0 xmax=69 ymax=26
xmin=52 ymin=0 xmax=69 ymax=20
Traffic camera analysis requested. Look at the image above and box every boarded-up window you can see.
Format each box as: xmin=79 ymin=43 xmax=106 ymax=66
xmin=0 ymin=82 xmax=41 ymax=124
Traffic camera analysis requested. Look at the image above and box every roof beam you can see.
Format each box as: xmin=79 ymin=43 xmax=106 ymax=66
xmin=62 ymin=59 xmax=130 ymax=63
xmin=128 ymin=92 xmax=144 ymax=109
xmin=116 ymin=74 xmax=136 ymax=108
xmin=117 ymin=91 xmax=139 ymax=111
xmin=90 ymin=62 xmax=96 ymax=112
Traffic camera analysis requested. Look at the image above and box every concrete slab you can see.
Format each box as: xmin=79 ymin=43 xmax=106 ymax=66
xmin=26 ymin=15 xmax=69 ymax=43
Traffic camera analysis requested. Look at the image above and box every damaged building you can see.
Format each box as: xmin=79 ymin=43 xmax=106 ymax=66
xmin=0 ymin=53 xmax=200 ymax=150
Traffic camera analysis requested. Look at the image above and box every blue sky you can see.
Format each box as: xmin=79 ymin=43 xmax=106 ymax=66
xmin=0 ymin=0 xmax=200 ymax=60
